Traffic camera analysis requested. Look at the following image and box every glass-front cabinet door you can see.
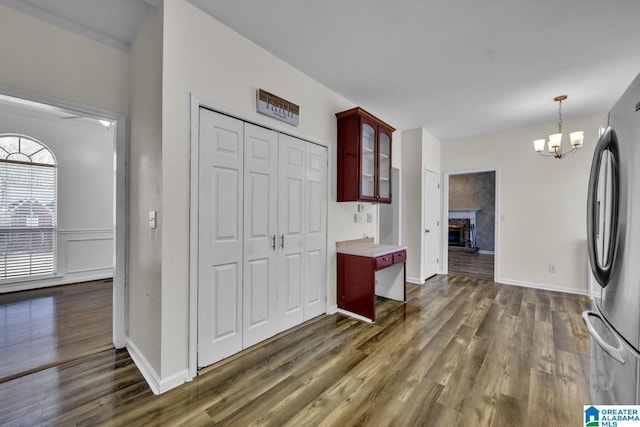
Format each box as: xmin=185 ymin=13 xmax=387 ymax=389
xmin=360 ymin=122 xmax=376 ymax=200
xmin=378 ymin=130 xmax=391 ymax=202
xmin=336 ymin=107 xmax=395 ymax=203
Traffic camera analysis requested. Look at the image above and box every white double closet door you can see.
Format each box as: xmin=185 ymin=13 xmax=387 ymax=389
xmin=197 ymin=108 xmax=327 ymax=368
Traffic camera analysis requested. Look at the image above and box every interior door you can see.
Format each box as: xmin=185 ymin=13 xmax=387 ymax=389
xmin=303 ymin=143 xmax=327 ymax=320
xmin=198 ymin=109 xmax=244 ymax=367
xmin=423 ymin=169 xmax=439 ymax=279
xmin=277 ymin=134 xmax=305 ymax=331
xmin=243 ymin=123 xmax=279 ymax=348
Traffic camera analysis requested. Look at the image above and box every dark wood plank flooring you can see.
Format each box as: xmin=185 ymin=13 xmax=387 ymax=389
xmin=0 ymin=280 xmax=113 ymax=383
xmin=449 ymin=252 xmax=495 ymax=281
xmin=0 ymin=275 xmax=591 ymax=426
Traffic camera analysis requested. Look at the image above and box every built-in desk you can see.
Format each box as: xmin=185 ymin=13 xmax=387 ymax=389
xmin=337 ymin=238 xmax=407 ymax=322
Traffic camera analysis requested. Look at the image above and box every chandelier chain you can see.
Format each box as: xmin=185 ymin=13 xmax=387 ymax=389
xmin=557 ymin=98 xmax=563 ymax=133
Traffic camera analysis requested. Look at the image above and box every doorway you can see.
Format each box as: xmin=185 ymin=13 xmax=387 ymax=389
xmin=443 ymin=169 xmax=499 ymax=281
xmin=0 ymin=87 xmax=126 ymax=378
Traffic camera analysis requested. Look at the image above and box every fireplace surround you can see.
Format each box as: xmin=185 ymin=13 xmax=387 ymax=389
xmin=448 ymin=216 xmax=478 ymax=252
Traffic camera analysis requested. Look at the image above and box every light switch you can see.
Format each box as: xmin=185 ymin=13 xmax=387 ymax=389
xmin=367 ymin=213 xmax=372 ymax=223
xmin=149 ymin=210 xmax=157 ymax=229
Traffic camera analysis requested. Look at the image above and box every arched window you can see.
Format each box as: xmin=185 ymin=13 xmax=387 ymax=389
xmin=0 ymin=135 xmax=57 ymax=280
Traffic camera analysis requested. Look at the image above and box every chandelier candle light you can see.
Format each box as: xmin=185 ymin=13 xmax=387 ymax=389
xmin=533 ymin=95 xmax=584 ymax=159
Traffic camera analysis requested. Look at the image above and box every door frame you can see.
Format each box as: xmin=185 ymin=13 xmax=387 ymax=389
xmin=0 ymin=84 xmax=128 ymax=348
xmin=188 ymin=93 xmax=329 ymax=379
xmin=441 ymin=167 xmax=501 ymax=281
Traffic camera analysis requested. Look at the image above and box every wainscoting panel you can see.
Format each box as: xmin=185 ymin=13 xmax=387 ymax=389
xmin=60 ymin=229 xmax=114 ymax=277
xmin=64 ymin=235 xmax=113 ymax=274
xmin=0 ymin=228 xmax=114 ymax=293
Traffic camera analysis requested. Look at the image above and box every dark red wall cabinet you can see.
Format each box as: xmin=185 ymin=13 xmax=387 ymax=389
xmin=336 ymin=107 xmax=395 ymax=203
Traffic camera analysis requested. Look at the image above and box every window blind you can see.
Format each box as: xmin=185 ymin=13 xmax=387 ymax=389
xmin=0 ymin=161 xmax=57 ymax=280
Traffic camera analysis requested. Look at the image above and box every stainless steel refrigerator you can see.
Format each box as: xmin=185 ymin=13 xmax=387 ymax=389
xmin=583 ymin=72 xmax=640 ymax=404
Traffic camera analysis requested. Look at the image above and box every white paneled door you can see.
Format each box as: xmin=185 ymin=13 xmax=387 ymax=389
xmin=423 ymin=169 xmax=440 ymax=279
xmin=198 ymin=109 xmax=244 ymax=367
xmin=304 ymin=143 xmax=327 ymax=320
xmin=197 ymin=108 xmax=327 ymax=368
xmin=277 ymin=134 xmax=306 ymax=331
xmin=243 ymin=123 xmax=279 ymax=348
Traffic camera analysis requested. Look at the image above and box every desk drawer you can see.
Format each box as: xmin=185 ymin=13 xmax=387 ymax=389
xmin=393 ymin=250 xmax=406 ymax=264
xmin=375 ymin=254 xmax=394 ymax=270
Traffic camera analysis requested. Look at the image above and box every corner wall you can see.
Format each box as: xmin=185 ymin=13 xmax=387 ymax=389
xmin=128 ymin=3 xmax=164 ymax=379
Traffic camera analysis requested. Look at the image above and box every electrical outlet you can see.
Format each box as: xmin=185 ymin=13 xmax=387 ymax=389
xmin=549 ymin=264 xmax=556 ymax=273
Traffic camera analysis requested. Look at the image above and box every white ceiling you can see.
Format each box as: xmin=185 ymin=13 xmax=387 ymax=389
xmin=3 ymin=0 xmax=640 ymax=140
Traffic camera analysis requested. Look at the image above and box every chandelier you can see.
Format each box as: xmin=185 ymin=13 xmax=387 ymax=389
xmin=533 ymin=95 xmax=584 ymax=159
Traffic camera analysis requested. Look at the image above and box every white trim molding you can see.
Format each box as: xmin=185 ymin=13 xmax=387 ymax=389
xmin=126 ymin=339 xmax=190 ymax=396
xmin=496 ymin=277 xmax=589 ymax=296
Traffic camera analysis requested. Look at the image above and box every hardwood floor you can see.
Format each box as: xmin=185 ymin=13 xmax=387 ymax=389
xmin=0 ymin=280 xmax=113 ymax=383
xmin=0 ymin=274 xmax=591 ymax=426
xmin=448 ymin=252 xmax=495 ymax=281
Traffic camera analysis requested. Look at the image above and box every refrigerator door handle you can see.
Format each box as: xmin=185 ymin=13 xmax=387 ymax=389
xmin=587 ymin=126 xmax=620 ymax=287
xmin=582 ymin=310 xmax=626 ymax=364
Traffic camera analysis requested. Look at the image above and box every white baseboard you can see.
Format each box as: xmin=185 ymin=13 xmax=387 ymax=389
xmin=0 ymin=273 xmax=113 ymax=293
xmin=496 ymin=277 xmax=589 ymax=296
xmin=406 ymin=276 xmax=424 ymax=284
xmin=126 ymin=338 xmax=190 ymax=395
xmin=327 ymin=305 xmax=338 ymax=315
xmin=478 ymin=250 xmax=495 ymax=255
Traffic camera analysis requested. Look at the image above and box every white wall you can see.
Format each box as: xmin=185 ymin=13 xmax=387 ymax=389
xmin=156 ymin=0 xmax=379 ymax=382
xmin=128 ymin=4 xmax=164 ymax=375
xmin=0 ymin=106 xmax=114 ymax=292
xmin=442 ymin=113 xmax=604 ymax=293
xmin=0 ymin=4 xmax=129 ymax=116
xmin=401 ymin=128 xmax=442 ymax=282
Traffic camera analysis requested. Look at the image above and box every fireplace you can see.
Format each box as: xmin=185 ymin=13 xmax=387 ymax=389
xmin=449 ymin=225 xmax=465 ymax=247
xmin=447 ymin=217 xmax=477 ymax=252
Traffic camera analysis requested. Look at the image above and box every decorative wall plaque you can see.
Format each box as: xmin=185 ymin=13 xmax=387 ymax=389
xmin=256 ymin=89 xmax=299 ymax=126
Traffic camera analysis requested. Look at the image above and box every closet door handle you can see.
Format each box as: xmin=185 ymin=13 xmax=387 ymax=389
xmin=271 ymin=235 xmax=276 ymax=251
xmin=280 ymin=235 xmax=285 ymax=249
